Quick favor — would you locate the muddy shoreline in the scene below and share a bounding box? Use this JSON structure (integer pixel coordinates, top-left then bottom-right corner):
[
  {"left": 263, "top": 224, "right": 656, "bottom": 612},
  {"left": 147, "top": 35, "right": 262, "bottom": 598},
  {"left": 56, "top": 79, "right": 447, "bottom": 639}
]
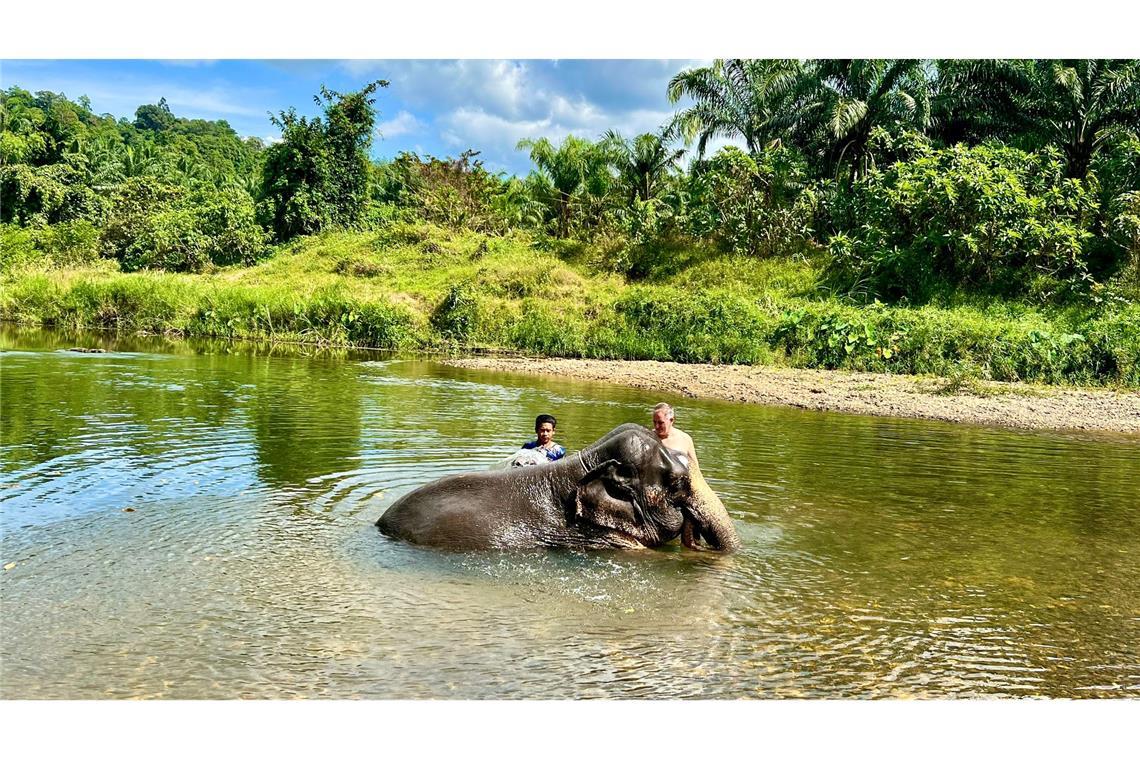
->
[{"left": 444, "top": 356, "right": 1140, "bottom": 435}]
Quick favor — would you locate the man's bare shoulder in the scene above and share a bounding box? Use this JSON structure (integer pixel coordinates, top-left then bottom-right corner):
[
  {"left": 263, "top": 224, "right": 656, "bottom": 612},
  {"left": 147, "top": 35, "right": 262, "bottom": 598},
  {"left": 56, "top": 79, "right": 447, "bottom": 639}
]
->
[{"left": 673, "top": 428, "right": 695, "bottom": 445}]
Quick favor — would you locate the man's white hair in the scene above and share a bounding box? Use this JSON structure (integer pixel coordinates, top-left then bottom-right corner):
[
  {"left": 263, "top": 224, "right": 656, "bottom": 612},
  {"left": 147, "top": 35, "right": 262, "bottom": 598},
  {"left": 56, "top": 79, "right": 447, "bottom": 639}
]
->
[{"left": 653, "top": 402, "right": 674, "bottom": 418}]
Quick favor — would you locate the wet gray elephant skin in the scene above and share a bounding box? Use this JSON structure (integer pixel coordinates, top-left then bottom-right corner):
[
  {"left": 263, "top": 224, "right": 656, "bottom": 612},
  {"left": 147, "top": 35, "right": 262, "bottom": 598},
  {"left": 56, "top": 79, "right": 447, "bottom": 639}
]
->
[{"left": 376, "top": 423, "right": 740, "bottom": 552}]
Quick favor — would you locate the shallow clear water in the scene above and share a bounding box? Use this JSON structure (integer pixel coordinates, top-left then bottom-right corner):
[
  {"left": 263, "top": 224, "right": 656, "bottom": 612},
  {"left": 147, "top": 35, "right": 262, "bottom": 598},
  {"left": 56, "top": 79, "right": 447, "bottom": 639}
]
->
[{"left": 2, "top": 326, "right": 1139, "bottom": 698}]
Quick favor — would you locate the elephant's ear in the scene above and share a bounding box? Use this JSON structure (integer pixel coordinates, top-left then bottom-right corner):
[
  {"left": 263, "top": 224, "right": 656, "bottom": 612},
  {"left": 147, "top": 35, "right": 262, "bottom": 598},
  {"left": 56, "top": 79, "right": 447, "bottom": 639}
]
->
[{"left": 574, "top": 458, "right": 644, "bottom": 533}]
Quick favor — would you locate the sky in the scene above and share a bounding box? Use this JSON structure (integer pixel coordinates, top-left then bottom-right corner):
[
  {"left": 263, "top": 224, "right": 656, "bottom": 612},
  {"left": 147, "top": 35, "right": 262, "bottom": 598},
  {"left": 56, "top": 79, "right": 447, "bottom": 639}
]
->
[
  {"left": 0, "top": 59, "right": 722, "bottom": 177},
  {"left": 3, "top": 0, "right": 1129, "bottom": 179}
]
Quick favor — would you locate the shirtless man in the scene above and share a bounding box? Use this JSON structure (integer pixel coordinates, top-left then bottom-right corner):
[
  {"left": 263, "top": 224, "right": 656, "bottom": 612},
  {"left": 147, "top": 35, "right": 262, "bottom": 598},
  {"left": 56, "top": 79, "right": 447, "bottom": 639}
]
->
[
  {"left": 651, "top": 402, "right": 698, "bottom": 468},
  {"left": 652, "top": 402, "right": 730, "bottom": 550}
]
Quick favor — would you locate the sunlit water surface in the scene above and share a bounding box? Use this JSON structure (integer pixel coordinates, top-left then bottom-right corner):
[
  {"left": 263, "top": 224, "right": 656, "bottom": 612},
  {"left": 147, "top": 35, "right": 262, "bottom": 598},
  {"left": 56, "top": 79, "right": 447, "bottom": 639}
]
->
[{"left": 2, "top": 327, "right": 1138, "bottom": 698}]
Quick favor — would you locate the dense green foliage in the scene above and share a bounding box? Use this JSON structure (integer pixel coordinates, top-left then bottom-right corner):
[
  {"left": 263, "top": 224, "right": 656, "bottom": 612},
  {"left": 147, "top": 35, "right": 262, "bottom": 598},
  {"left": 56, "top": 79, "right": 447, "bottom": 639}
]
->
[
  {"left": 1, "top": 86, "right": 265, "bottom": 273},
  {"left": 4, "top": 224, "right": 1138, "bottom": 385},
  {"left": 259, "top": 81, "right": 388, "bottom": 240},
  {"left": 827, "top": 138, "right": 1099, "bottom": 302},
  {"left": 3, "top": 60, "right": 1139, "bottom": 386}
]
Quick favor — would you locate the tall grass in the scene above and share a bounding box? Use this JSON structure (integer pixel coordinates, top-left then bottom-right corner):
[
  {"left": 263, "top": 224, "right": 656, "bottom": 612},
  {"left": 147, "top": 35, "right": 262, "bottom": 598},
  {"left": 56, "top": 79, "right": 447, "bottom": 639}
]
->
[{"left": 3, "top": 223, "right": 1138, "bottom": 386}]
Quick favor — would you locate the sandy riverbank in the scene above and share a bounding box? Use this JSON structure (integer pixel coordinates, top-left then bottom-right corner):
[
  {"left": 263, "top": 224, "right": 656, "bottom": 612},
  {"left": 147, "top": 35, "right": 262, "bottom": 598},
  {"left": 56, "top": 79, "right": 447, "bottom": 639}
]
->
[{"left": 444, "top": 356, "right": 1140, "bottom": 434}]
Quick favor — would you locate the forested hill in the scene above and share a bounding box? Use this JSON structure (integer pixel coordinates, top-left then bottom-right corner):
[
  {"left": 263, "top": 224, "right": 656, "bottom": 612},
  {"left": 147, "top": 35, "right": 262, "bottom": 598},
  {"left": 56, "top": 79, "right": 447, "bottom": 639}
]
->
[{"left": 2, "top": 61, "right": 1139, "bottom": 385}]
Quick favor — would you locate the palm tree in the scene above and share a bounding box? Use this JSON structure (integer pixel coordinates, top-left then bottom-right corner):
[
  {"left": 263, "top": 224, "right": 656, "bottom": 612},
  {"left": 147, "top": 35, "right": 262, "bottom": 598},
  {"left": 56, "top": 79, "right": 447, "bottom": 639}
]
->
[
  {"left": 666, "top": 59, "right": 805, "bottom": 157},
  {"left": 490, "top": 176, "right": 547, "bottom": 231},
  {"left": 516, "top": 135, "right": 609, "bottom": 237},
  {"left": 78, "top": 133, "right": 126, "bottom": 187},
  {"left": 934, "top": 59, "right": 1140, "bottom": 179},
  {"left": 226, "top": 170, "right": 262, "bottom": 199},
  {"left": 1026, "top": 59, "right": 1140, "bottom": 181},
  {"left": 794, "top": 59, "right": 934, "bottom": 181},
  {"left": 601, "top": 127, "right": 686, "bottom": 203},
  {"left": 120, "top": 141, "right": 163, "bottom": 178},
  {"left": 930, "top": 59, "right": 1035, "bottom": 147}
]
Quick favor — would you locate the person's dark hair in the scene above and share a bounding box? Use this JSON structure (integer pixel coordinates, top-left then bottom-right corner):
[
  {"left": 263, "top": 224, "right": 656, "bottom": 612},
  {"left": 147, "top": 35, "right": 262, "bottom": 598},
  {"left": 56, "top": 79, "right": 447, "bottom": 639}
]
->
[{"left": 535, "top": 414, "right": 557, "bottom": 430}]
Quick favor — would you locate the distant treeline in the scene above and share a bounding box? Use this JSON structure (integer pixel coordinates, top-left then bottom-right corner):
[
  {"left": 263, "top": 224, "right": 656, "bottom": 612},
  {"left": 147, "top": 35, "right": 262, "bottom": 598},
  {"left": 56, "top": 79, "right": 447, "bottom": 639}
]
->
[{"left": 2, "top": 59, "right": 1139, "bottom": 307}]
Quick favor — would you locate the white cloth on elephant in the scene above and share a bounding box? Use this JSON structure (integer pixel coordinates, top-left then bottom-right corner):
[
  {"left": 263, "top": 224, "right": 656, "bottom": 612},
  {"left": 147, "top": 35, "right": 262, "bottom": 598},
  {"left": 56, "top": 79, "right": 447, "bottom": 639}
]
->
[
  {"left": 509, "top": 448, "right": 550, "bottom": 467},
  {"left": 486, "top": 448, "right": 551, "bottom": 470}
]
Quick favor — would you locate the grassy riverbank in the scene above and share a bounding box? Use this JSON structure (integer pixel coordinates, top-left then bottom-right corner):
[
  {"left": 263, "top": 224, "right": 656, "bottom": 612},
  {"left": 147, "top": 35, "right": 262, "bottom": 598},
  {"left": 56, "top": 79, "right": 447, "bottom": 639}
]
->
[{"left": 3, "top": 222, "right": 1139, "bottom": 387}]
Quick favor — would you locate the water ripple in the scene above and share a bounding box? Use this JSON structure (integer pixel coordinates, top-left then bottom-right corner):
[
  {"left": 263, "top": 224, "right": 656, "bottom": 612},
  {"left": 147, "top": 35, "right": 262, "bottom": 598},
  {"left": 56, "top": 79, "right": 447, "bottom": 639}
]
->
[{"left": 2, "top": 336, "right": 1139, "bottom": 698}]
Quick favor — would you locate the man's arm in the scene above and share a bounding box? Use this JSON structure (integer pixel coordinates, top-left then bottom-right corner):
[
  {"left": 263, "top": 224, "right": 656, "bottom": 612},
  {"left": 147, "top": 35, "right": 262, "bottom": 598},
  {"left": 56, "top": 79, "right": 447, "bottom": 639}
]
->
[{"left": 684, "top": 431, "right": 699, "bottom": 469}]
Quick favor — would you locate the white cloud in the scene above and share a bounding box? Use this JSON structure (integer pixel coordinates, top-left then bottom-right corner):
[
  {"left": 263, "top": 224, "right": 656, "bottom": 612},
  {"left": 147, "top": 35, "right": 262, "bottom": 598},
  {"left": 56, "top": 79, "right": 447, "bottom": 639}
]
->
[
  {"left": 359, "top": 60, "right": 534, "bottom": 119},
  {"left": 334, "top": 60, "right": 704, "bottom": 170},
  {"left": 377, "top": 110, "right": 426, "bottom": 139},
  {"left": 162, "top": 86, "right": 268, "bottom": 118},
  {"left": 437, "top": 102, "right": 691, "bottom": 175},
  {"left": 439, "top": 107, "right": 556, "bottom": 151},
  {"left": 337, "top": 60, "right": 385, "bottom": 77}
]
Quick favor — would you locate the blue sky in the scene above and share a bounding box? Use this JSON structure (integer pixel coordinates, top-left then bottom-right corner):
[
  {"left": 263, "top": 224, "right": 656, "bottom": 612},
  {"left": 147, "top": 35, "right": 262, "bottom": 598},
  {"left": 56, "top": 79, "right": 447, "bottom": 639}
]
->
[{"left": 1, "top": 59, "right": 719, "bottom": 177}]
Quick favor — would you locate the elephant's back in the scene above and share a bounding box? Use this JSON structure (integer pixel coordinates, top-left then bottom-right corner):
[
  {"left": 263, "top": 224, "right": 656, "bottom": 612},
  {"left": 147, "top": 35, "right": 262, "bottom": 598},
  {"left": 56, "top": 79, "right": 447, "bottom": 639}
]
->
[{"left": 375, "top": 468, "right": 564, "bottom": 549}]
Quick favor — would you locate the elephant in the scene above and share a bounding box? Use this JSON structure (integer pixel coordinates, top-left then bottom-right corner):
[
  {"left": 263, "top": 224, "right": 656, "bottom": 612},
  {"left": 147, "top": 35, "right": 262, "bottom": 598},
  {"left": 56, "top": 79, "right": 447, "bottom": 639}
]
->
[{"left": 376, "top": 423, "right": 740, "bottom": 552}]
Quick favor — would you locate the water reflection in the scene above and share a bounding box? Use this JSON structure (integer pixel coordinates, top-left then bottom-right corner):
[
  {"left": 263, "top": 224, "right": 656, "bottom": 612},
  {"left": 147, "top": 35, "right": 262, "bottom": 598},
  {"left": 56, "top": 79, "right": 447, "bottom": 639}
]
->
[
  {"left": 244, "top": 354, "right": 364, "bottom": 490},
  {"left": 2, "top": 325, "right": 1138, "bottom": 698}
]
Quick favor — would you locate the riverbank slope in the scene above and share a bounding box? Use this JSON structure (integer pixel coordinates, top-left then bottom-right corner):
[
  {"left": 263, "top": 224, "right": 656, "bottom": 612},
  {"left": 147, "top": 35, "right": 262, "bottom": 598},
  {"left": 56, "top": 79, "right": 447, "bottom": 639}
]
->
[
  {"left": 445, "top": 356, "right": 1140, "bottom": 434},
  {"left": 4, "top": 223, "right": 1138, "bottom": 389}
]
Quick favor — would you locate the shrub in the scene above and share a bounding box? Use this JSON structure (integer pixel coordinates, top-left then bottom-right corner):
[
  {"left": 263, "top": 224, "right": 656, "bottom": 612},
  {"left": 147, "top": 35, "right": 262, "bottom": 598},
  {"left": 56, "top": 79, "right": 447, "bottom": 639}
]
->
[
  {"left": 0, "top": 225, "right": 38, "bottom": 270},
  {"left": 827, "top": 143, "right": 1099, "bottom": 303},
  {"left": 1, "top": 220, "right": 103, "bottom": 271},
  {"left": 772, "top": 304, "right": 907, "bottom": 370},
  {"left": 191, "top": 187, "right": 269, "bottom": 267},
  {"left": 104, "top": 180, "right": 267, "bottom": 272},
  {"left": 616, "top": 287, "right": 776, "bottom": 363},
  {"left": 0, "top": 158, "right": 106, "bottom": 226},
  {"left": 430, "top": 283, "right": 482, "bottom": 341},
  {"left": 100, "top": 177, "right": 185, "bottom": 262},
  {"left": 685, "top": 146, "right": 816, "bottom": 258},
  {"left": 120, "top": 207, "right": 207, "bottom": 272},
  {"left": 1089, "top": 132, "right": 1140, "bottom": 283}
]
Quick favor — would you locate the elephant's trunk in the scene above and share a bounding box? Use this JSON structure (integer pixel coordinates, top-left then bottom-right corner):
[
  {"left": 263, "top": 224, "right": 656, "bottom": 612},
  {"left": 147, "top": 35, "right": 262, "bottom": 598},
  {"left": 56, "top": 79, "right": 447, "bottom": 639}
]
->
[{"left": 682, "top": 462, "right": 741, "bottom": 553}]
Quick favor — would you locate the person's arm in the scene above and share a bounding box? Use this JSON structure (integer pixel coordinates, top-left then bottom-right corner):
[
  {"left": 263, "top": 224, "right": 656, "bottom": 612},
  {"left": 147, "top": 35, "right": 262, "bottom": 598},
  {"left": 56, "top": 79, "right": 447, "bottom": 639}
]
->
[{"left": 685, "top": 433, "right": 699, "bottom": 470}]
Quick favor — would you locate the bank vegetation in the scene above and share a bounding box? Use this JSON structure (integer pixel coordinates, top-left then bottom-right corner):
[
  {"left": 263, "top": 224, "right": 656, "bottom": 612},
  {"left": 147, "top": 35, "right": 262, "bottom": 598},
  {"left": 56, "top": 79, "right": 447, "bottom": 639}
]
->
[{"left": 3, "top": 60, "right": 1139, "bottom": 386}]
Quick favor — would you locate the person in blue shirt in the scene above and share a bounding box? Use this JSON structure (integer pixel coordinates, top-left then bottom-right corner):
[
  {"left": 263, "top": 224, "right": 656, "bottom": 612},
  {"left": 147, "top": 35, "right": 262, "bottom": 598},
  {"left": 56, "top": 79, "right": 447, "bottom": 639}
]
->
[{"left": 520, "top": 414, "right": 566, "bottom": 462}]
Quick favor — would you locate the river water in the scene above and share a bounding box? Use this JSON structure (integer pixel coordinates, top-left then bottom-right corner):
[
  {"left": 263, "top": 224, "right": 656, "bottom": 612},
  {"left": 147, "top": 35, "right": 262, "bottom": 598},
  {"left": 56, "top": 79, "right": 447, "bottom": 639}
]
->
[{"left": 2, "top": 326, "right": 1138, "bottom": 699}]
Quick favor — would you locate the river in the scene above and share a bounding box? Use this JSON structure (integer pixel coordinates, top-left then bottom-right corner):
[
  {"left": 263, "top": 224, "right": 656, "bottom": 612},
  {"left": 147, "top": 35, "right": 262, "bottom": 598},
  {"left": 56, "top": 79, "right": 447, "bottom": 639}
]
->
[{"left": 2, "top": 326, "right": 1138, "bottom": 698}]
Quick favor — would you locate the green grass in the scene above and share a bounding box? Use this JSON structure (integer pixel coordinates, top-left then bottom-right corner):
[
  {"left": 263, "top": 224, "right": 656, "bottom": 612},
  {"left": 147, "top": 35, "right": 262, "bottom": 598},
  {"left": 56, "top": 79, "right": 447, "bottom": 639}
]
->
[{"left": 3, "top": 221, "right": 1138, "bottom": 387}]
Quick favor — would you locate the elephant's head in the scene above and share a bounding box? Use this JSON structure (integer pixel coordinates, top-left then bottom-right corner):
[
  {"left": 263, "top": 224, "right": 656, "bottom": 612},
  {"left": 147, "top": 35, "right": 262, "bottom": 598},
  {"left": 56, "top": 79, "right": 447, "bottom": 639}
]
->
[{"left": 571, "top": 424, "right": 740, "bottom": 552}]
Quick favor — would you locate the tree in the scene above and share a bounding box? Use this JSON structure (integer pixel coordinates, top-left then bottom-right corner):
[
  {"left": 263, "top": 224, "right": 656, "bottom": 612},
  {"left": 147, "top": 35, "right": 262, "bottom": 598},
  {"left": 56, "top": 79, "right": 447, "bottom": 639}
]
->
[
  {"left": 794, "top": 59, "right": 934, "bottom": 181},
  {"left": 318, "top": 81, "right": 388, "bottom": 226},
  {"left": 0, "top": 158, "right": 104, "bottom": 225},
  {"left": 516, "top": 135, "right": 610, "bottom": 237},
  {"left": 601, "top": 127, "right": 686, "bottom": 203},
  {"left": 134, "top": 98, "right": 175, "bottom": 132},
  {"left": 259, "top": 80, "right": 388, "bottom": 241},
  {"left": 930, "top": 59, "right": 1034, "bottom": 147},
  {"left": 0, "top": 87, "right": 49, "bottom": 165},
  {"left": 936, "top": 59, "right": 1140, "bottom": 179},
  {"left": 667, "top": 59, "right": 804, "bottom": 157},
  {"left": 258, "top": 111, "right": 332, "bottom": 240}
]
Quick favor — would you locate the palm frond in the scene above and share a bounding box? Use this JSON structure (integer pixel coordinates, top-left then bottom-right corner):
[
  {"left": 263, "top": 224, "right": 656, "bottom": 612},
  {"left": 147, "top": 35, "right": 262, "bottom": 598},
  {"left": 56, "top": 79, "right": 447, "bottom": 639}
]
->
[{"left": 828, "top": 98, "right": 868, "bottom": 138}]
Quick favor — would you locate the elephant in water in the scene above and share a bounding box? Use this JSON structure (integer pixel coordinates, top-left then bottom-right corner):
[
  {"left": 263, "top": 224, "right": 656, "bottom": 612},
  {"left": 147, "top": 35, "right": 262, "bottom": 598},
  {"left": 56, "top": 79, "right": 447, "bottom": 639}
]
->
[{"left": 376, "top": 423, "right": 740, "bottom": 552}]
